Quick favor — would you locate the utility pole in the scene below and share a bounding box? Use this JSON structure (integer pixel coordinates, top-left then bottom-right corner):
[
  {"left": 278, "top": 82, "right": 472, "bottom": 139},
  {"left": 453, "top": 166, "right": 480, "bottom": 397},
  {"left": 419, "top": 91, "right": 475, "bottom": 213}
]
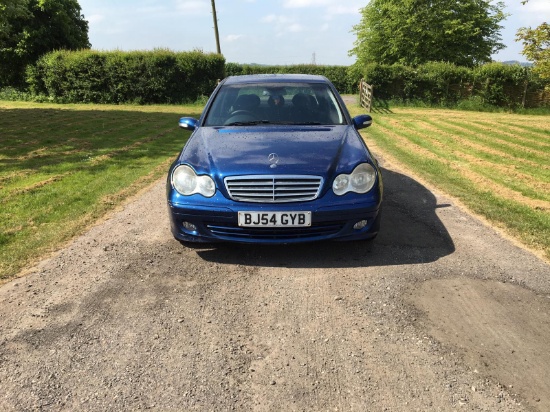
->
[{"left": 211, "top": 0, "right": 221, "bottom": 55}]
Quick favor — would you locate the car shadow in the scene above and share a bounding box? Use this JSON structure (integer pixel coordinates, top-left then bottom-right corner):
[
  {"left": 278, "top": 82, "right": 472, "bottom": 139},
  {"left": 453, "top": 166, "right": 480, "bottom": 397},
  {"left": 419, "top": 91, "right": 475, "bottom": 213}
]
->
[{"left": 194, "top": 167, "right": 455, "bottom": 268}]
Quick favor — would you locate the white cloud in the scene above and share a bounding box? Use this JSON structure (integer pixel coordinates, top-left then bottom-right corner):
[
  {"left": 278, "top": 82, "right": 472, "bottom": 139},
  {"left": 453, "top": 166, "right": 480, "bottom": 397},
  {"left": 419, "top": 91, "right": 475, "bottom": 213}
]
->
[
  {"left": 327, "top": 5, "right": 362, "bottom": 15},
  {"left": 525, "top": 0, "right": 550, "bottom": 12},
  {"left": 174, "top": 0, "right": 209, "bottom": 15},
  {"left": 136, "top": 6, "right": 168, "bottom": 14},
  {"left": 261, "top": 14, "right": 304, "bottom": 36},
  {"left": 261, "top": 14, "right": 292, "bottom": 24},
  {"left": 225, "top": 34, "right": 244, "bottom": 42},
  {"left": 282, "top": 0, "right": 362, "bottom": 11},
  {"left": 288, "top": 23, "right": 304, "bottom": 32},
  {"left": 523, "top": 0, "right": 550, "bottom": 23},
  {"left": 86, "top": 14, "right": 105, "bottom": 24},
  {"left": 282, "top": 0, "right": 332, "bottom": 7}
]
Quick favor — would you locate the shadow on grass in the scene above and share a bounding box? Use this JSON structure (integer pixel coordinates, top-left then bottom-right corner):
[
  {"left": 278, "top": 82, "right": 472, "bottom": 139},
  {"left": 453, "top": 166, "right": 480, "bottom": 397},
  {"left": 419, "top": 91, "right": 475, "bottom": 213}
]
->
[
  {"left": 0, "top": 106, "right": 201, "bottom": 279},
  {"left": 0, "top": 107, "right": 202, "bottom": 174},
  {"left": 194, "top": 167, "right": 455, "bottom": 268}
]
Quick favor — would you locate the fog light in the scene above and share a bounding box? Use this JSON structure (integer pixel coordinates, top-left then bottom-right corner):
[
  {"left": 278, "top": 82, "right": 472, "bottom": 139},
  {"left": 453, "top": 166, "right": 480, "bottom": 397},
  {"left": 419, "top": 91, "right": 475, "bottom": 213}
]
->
[
  {"left": 353, "top": 220, "right": 368, "bottom": 230},
  {"left": 182, "top": 221, "right": 197, "bottom": 232}
]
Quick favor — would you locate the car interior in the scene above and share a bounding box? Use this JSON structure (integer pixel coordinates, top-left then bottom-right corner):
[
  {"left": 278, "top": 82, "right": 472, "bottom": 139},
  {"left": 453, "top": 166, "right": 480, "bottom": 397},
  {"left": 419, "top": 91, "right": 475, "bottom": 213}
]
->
[{"left": 203, "top": 83, "right": 345, "bottom": 126}]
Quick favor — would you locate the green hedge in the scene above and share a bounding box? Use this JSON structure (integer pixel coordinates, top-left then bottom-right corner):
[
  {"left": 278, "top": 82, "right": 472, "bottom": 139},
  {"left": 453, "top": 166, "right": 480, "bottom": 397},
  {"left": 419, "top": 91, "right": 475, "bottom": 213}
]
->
[
  {"left": 361, "top": 62, "right": 549, "bottom": 108},
  {"left": 26, "top": 49, "right": 225, "bottom": 104},
  {"left": 225, "top": 63, "right": 361, "bottom": 94},
  {"left": 23, "top": 53, "right": 549, "bottom": 107}
]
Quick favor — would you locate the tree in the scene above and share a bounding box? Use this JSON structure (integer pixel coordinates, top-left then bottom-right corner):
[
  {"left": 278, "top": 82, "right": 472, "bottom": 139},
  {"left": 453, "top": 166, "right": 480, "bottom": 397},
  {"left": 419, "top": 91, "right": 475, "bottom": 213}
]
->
[
  {"left": 0, "top": 0, "right": 30, "bottom": 40},
  {"left": 0, "top": 0, "right": 90, "bottom": 87},
  {"left": 350, "top": 0, "right": 507, "bottom": 67},
  {"left": 516, "top": 14, "right": 549, "bottom": 84}
]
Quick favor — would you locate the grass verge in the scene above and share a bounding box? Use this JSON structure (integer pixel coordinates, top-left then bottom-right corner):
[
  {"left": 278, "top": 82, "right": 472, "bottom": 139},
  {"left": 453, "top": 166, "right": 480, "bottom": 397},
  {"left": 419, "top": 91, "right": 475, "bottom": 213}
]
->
[
  {"left": 350, "top": 105, "right": 550, "bottom": 261},
  {"left": 0, "top": 101, "right": 198, "bottom": 280}
]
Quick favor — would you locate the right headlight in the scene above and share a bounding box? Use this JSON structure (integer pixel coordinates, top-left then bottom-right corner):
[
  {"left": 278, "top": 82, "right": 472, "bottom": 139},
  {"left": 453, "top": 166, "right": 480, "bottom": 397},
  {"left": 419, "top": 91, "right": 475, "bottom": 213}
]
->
[
  {"left": 172, "top": 165, "right": 216, "bottom": 197},
  {"left": 333, "top": 163, "right": 376, "bottom": 196}
]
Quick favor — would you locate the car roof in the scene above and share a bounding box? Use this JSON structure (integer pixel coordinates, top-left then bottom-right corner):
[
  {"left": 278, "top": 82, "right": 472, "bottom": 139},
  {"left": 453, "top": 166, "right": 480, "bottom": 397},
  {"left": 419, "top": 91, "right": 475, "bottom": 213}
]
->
[{"left": 223, "top": 74, "right": 330, "bottom": 85}]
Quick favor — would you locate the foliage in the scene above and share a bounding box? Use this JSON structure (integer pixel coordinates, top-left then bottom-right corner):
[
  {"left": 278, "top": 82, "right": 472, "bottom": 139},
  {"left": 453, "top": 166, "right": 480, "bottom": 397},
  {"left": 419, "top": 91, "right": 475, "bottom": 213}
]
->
[
  {"left": 472, "top": 62, "right": 532, "bottom": 107},
  {"left": 361, "top": 62, "right": 549, "bottom": 109},
  {"left": 225, "top": 63, "right": 360, "bottom": 94},
  {"left": 0, "top": 0, "right": 30, "bottom": 39},
  {"left": 0, "top": 0, "right": 90, "bottom": 87},
  {"left": 26, "top": 49, "right": 225, "bottom": 104},
  {"left": 350, "top": 0, "right": 507, "bottom": 67},
  {"left": 517, "top": 22, "right": 550, "bottom": 86}
]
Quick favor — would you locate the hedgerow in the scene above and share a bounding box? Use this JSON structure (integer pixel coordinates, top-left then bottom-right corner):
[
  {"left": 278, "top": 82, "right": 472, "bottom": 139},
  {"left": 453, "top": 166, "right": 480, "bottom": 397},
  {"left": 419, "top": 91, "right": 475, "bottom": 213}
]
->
[
  {"left": 20, "top": 53, "right": 550, "bottom": 108},
  {"left": 26, "top": 49, "right": 225, "bottom": 104},
  {"left": 224, "top": 63, "right": 360, "bottom": 94},
  {"left": 360, "top": 62, "right": 549, "bottom": 108}
]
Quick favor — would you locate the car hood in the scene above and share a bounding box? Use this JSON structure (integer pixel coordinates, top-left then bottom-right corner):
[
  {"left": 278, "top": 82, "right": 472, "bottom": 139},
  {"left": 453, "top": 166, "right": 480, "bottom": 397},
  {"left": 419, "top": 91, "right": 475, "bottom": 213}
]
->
[{"left": 180, "top": 125, "right": 369, "bottom": 179}]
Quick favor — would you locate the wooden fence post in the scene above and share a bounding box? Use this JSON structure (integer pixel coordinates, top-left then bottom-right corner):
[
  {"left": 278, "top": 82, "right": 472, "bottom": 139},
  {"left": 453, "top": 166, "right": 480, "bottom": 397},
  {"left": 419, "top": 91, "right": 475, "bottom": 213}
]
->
[{"left": 359, "top": 79, "right": 373, "bottom": 112}]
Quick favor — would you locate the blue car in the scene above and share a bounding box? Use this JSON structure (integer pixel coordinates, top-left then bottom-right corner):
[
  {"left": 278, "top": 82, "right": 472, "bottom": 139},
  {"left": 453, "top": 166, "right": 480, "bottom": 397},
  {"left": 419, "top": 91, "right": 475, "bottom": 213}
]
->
[{"left": 167, "top": 74, "right": 382, "bottom": 244}]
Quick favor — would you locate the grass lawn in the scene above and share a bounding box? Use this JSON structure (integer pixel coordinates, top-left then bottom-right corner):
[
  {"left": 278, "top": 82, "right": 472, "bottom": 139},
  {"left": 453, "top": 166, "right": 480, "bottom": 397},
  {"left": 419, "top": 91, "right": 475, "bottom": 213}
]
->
[
  {"left": 349, "top": 104, "right": 550, "bottom": 261},
  {"left": 0, "top": 101, "right": 198, "bottom": 280},
  {"left": 1, "top": 101, "right": 548, "bottom": 280}
]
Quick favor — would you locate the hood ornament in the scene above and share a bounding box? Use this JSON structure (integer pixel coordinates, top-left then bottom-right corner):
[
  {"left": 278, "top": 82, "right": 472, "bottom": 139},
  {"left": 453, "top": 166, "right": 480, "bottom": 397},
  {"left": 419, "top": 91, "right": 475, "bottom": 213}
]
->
[{"left": 268, "top": 153, "right": 279, "bottom": 168}]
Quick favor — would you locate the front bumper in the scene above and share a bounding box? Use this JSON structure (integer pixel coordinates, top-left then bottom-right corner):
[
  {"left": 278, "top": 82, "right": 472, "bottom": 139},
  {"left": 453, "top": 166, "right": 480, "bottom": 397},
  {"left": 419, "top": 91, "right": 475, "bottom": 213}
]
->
[{"left": 167, "top": 192, "right": 381, "bottom": 244}]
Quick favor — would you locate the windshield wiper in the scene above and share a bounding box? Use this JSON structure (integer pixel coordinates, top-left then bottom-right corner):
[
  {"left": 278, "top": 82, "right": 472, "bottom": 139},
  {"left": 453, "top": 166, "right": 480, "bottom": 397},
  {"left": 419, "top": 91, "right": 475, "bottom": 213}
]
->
[
  {"left": 266, "top": 121, "right": 323, "bottom": 126},
  {"left": 225, "top": 120, "right": 271, "bottom": 126}
]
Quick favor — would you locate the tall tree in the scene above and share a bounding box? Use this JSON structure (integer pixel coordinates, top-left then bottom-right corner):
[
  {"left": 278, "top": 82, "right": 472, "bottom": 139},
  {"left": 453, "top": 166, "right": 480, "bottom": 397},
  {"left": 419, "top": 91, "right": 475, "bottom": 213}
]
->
[
  {"left": 516, "top": 0, "right": 549, "bottom": 85},
  {"left": 0, "top": 0, "right": 90, "bottom": 87},
  {"left": 350, "top": 0, "right": 507, "bottom": 67},
  {"left": 0, "top": 0, "right": 30, "bottom": 40}
]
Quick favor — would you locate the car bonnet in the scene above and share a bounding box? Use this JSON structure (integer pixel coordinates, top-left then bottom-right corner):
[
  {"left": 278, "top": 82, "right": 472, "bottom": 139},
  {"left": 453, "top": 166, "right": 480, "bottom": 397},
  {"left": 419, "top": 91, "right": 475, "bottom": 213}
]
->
[{"left": 180, "top": 125, "right": 368, "bottom": 179}]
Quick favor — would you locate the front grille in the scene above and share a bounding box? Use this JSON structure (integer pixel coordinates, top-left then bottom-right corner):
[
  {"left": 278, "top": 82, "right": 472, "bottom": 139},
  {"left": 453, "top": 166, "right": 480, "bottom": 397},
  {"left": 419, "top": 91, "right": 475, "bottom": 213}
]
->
[
  {"left": 206, "top": 221, "right": 344, "bottom": 241},
  {"left": 224, "top": 175, "right": 323, "bottom": 203}
]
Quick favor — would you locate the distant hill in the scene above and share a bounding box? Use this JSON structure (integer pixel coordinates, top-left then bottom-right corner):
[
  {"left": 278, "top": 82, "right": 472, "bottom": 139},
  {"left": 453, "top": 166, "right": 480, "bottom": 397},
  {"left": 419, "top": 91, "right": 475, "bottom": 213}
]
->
[{"left": 502, "top": 60, "right": 533, "bottom": 67}]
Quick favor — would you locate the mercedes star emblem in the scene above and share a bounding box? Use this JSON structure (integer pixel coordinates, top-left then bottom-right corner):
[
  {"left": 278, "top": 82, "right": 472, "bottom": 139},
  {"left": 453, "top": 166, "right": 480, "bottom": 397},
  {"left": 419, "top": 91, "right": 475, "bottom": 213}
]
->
[{"left": 268, "top": 153, "right": 279, "bottom": 168}]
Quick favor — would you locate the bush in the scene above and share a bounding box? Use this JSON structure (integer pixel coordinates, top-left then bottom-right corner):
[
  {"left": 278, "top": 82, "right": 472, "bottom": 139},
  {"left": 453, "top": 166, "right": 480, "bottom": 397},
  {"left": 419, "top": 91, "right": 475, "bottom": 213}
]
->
[
  {"left": 472, "top": 63, "right": 542, "bottom": 108},
  {"left": 26, "top": 49, "right": 225, "bottom": 104},
  {"left": 224, "top": 64, "right": 361, "bottom": 94},
  {"left": 359, "top": 62, "right": 549, "bottom": 108}
]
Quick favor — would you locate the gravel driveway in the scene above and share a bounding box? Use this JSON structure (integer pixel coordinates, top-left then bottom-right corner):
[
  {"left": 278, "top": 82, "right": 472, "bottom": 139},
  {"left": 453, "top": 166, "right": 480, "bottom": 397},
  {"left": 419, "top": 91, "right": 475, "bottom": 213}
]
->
[{"left": 1, "top": 156, "right": 549, "bottom": 411}]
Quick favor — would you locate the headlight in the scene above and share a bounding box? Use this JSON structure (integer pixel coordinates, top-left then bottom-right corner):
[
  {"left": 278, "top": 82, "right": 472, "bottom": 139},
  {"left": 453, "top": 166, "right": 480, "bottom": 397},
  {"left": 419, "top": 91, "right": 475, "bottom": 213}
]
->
[
  {"left": 172, "top": 165, "right": 215, "bottom": 197},
  {"left": 333, "top": 163, "right": 376, "bottom": 196}
]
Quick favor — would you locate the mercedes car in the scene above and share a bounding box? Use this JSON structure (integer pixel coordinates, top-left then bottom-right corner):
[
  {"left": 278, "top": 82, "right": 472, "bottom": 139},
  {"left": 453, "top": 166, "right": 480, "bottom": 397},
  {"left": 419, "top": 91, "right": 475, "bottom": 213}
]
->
[{"left": 167, "top": 74, "right": 382, "bottom": 244}]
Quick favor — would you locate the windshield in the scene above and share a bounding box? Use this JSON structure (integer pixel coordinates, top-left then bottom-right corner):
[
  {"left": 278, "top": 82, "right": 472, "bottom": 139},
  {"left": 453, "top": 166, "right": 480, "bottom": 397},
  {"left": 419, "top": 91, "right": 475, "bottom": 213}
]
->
[{"left": 203, "top": 82, "right": 346, "bottom": 127}]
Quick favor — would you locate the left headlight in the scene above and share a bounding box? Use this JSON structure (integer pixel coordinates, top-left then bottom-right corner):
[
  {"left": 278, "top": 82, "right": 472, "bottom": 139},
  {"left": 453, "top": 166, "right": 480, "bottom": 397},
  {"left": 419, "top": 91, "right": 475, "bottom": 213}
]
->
[
  {"left": 333, "top": 163, "right": 376, "bottom": 196},
  {"left": 172, "top": 165, "right": 216, "bottom": 197}
]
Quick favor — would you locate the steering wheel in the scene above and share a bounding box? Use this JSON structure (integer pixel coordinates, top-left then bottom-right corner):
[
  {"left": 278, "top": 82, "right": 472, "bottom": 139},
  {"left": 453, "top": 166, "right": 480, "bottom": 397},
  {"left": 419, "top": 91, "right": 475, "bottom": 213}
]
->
[
  {"left": 229, "top": 110, "right": 256, "bottom": 117},
  {"left": 224, "top": 110, "right": 258, "bottom": 125}
]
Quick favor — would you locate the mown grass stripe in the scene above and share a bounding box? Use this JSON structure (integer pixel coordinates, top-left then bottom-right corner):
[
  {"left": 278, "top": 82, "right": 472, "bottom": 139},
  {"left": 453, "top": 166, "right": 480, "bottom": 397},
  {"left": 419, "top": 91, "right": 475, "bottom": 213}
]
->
[
  {"left": 410, "top": 120, "right": 550, "bottom": 200},
  {"left": 494, "top": 119, "right": 550, "bottom": 139},
  {"left": 423, "top": 118, "right": 549, "bottom": 165},
  {"left": 455, "top": 153, "right": 550, "bottom": 203},
  {"left": 367, "top": 125, "right": 550, "bottom": 255},
  {"left": 373, "top": 121, "right": 549, "bottom": 209},
  {"left": 438, "top": 118, "right": 549, "bottom": 158},
  {"left": 353, "top": 107, "right": 550, "bottom": 259},
  {"left": 407, "top": 120, "right": 550, "bottom": 188},
  {"left": 469, "top": 120, "right": 550, "bottom": 146},
  {"left": 416, "top": 119, "right": 550, "bottom": 179}
]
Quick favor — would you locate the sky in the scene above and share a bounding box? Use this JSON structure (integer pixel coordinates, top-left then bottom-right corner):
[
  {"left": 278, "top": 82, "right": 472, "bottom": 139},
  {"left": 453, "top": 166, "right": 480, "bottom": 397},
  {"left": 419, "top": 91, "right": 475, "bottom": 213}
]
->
[{"left": 78, "top": 0, "right": 550, "bottom": 66}]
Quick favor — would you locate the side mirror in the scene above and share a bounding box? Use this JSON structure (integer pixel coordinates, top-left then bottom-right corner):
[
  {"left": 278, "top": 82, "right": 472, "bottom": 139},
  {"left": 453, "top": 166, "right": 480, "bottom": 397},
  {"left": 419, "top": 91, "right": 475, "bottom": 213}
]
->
[
  {"left": 179, "top": 117, "right": 199, "bottom": 131},
  {"left": 353, "top": 114, "right": 373, "bottom": 130}
]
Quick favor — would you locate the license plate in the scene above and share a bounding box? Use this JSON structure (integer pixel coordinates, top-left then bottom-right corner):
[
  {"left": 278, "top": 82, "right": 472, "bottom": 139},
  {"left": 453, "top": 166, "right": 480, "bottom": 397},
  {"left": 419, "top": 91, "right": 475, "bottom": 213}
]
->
[{"left": 238, "top": 211, "right": 311, "bottom": 227}]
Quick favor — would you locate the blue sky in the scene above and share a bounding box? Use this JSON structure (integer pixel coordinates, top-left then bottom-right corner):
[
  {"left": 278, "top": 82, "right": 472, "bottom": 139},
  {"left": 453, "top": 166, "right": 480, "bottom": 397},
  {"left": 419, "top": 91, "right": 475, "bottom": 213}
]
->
[{"left": 78, "top": 0, "right": 549, "bottom": 65}]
